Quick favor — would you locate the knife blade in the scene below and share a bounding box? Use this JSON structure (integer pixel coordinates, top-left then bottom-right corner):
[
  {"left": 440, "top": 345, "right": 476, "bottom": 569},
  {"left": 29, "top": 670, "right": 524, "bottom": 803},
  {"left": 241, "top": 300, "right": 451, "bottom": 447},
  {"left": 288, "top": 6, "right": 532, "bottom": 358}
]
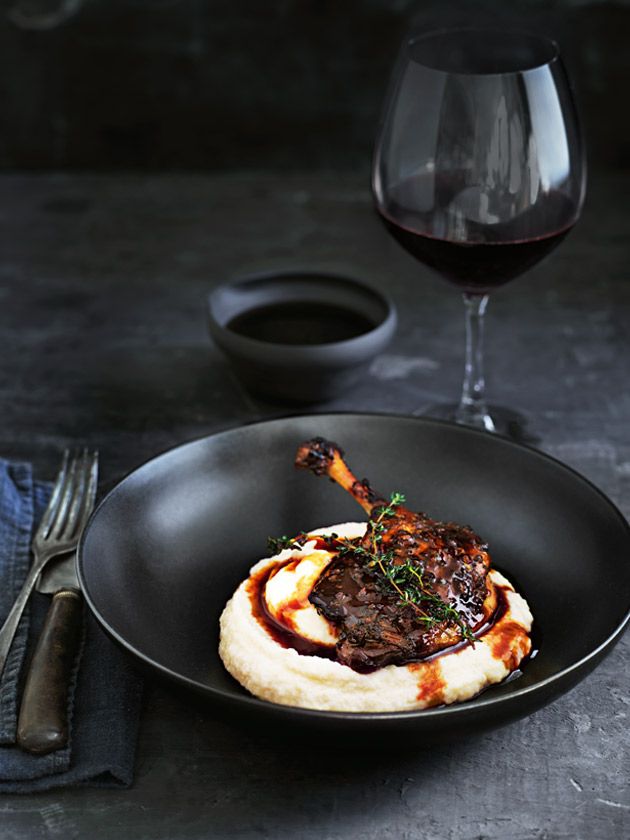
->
[{"left": 16, "top": 452, "right": 98, "bottom": 755}]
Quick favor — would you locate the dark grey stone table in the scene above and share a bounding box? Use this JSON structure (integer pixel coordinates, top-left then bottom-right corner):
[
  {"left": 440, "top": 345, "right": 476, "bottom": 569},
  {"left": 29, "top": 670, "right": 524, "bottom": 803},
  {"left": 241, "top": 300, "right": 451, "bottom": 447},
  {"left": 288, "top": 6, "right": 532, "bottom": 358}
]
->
[{"left": 1, "top": 172, "right": 628, "bottom": 839}]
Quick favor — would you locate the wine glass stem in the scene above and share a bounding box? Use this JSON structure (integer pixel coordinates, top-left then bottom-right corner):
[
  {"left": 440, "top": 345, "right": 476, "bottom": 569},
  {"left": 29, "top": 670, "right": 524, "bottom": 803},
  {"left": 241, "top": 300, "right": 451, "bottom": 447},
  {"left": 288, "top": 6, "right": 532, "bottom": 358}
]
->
[{"left": 456, "top": 293, "right": 495, "bottom": 432}]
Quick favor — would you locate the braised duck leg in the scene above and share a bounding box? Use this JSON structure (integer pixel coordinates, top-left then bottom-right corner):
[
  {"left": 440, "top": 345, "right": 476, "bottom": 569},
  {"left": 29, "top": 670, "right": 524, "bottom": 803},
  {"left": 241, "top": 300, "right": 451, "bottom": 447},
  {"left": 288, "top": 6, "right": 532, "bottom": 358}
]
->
[{"left": 295, "top": 437, "right": 495, "bottom": 671}]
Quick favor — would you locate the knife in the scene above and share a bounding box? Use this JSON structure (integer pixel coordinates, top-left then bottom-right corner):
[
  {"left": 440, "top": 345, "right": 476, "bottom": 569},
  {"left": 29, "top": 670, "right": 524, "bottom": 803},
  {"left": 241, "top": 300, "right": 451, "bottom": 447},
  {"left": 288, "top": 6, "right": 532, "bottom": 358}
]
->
[{"left": 16, "top": 454, "right": 98, "bottom": 755}]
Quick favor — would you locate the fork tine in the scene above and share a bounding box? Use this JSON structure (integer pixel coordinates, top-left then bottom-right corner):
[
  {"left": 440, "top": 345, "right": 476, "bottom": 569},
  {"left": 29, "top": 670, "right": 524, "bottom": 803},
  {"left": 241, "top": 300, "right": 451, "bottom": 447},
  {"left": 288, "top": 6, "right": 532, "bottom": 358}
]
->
[
  {"left": 35, "top": 450, "right": 70, "bottom": 541},
  {"left": 48, "top": 453, "right": 80, "bottom": 541},
  {"left": 63, "top": 449, "right": 98, "bottom": 540},
  {"left": 71, "top": 450, "right": 99, "bottom": 540},
  {"left": 83, "top": 451, "right": 99, "bottom": 522},
  {"left": 62, "top": 448, "right": 90, "bottom": 540}
]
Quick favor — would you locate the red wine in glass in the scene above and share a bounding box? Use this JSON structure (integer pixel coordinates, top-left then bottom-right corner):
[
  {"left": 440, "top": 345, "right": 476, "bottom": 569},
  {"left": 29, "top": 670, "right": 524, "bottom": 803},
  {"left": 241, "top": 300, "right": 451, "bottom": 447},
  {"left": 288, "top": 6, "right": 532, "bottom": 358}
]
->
[
  {"left": 379, "top": 173, "right": 578, "bottom": 293},
  {"left": 373, "top": 30, "right": 586, "bottom": 433}
]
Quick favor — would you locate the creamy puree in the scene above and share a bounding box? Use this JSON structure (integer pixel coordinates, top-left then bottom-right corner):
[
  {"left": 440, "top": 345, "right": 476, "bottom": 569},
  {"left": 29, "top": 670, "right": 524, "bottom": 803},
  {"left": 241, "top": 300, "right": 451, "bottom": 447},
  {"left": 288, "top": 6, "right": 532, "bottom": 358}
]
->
[{"left": 219, "top": 522, "right": 533, "bottom": 712}]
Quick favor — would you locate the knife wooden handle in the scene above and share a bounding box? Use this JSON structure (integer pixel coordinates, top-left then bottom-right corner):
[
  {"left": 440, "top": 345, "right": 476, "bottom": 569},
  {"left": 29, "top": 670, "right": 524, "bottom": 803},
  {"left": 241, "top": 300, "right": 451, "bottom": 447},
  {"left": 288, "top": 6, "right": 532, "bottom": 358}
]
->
[{"left": 17, "top": 589, "right": 83, "bottom": 755}]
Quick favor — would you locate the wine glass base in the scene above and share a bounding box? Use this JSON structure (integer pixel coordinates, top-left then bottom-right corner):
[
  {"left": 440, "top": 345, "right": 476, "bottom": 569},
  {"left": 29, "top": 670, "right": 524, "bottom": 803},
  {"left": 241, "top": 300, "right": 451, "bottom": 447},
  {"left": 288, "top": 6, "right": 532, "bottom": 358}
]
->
[{"left": 415, "top": 403, "right": 541, "bottom": 445}]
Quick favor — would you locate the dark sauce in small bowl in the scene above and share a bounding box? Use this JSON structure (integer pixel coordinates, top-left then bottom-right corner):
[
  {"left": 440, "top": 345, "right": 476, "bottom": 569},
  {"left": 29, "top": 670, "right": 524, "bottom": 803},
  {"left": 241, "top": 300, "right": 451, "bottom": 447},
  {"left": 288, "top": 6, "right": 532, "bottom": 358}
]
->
[
  {"left": 207, "top": 271, "right": 397, "bottom": 401},
  {"left": 227, "top": 301, "right": 375, "bottom": 346}
]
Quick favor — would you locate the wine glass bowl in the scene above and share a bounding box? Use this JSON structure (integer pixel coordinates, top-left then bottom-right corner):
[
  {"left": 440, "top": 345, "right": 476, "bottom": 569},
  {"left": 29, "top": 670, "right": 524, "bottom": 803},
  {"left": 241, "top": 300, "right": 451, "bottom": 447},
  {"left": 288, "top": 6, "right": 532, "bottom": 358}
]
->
[{"left": 372, "top": 29, "right": 586, "bottom": 432}]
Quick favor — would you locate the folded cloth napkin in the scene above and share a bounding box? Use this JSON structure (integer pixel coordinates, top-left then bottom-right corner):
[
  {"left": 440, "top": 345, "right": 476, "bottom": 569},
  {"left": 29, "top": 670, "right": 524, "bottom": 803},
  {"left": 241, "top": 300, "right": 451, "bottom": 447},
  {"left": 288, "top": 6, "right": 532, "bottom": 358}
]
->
[{"left": 0, "top": 458, "right": 143, "bottom": 792}]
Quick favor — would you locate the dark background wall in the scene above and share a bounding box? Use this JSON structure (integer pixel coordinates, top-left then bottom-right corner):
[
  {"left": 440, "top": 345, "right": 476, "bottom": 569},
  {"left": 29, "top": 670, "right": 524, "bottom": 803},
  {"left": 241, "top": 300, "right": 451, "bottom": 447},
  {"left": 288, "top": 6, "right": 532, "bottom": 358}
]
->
[{"left": 0, "top": 0, "right": 628, "bottom": 172}]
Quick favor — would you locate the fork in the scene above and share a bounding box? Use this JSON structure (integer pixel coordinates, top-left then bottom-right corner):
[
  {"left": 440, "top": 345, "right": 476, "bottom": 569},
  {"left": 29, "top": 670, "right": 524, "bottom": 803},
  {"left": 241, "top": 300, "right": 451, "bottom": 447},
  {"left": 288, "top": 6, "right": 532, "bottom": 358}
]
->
[{"left": 0, "top": 449, "right": 97, "bottom": 680}]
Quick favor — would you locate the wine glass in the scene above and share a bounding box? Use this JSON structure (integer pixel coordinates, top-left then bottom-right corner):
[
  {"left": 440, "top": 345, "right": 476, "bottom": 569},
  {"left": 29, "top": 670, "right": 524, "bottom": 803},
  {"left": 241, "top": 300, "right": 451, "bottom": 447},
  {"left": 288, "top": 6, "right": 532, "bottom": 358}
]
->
[{"left": 372, "top": 29, "right": 586, "bottom": 434}]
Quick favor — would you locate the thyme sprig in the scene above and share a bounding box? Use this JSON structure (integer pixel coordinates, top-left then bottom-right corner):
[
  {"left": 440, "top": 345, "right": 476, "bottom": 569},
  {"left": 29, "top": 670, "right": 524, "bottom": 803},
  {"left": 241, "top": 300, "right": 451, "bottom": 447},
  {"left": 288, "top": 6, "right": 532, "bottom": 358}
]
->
[
  {"left": 267, "top": 533, "right": 308, "bottom": 555},
  {"left": 335, "top": 492, "right": 474, "bottom": 643}
]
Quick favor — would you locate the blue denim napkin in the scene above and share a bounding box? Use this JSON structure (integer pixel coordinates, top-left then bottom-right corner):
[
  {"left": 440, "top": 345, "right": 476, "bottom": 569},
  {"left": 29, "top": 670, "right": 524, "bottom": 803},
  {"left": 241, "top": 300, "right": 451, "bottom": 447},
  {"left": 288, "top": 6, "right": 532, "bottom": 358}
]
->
[{"left": 0, "top": 459, "right": 143, "bottom": 792}]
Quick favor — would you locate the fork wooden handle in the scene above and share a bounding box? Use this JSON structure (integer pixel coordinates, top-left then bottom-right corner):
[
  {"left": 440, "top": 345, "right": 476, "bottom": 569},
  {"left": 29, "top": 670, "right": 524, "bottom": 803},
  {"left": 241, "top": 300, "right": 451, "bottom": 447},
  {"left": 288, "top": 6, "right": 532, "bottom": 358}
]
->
[{"left": 17, "top": 590, "right": 83, "bottom": 755}]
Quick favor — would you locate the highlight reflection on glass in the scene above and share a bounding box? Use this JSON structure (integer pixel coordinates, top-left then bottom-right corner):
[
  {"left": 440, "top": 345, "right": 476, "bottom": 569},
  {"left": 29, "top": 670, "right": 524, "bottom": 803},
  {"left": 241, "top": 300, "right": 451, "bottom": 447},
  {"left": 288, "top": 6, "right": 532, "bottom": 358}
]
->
[{"left": 373, "top": 30, "right": 586, "bottom": 434}]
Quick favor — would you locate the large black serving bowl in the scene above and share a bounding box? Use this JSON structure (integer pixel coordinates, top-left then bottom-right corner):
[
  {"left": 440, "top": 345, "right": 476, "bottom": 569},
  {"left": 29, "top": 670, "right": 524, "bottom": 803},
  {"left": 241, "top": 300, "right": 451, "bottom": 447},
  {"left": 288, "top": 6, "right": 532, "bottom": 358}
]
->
[{"left": 78, "top": 414, "right": 630, "bottom": 741}]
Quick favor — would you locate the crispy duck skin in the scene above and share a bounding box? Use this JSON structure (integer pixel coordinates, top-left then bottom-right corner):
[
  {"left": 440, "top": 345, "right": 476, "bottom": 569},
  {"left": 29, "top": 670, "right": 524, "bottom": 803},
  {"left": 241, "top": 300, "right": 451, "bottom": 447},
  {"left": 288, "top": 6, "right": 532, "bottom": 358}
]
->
[{"left": 295, "top": 438, "right": 495, "bottom": 671}]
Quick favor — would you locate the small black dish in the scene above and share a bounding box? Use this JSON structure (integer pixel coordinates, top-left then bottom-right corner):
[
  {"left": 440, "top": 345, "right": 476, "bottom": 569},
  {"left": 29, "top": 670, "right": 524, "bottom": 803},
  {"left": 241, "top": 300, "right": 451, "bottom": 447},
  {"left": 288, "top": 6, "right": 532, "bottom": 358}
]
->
[{"left": 207, "top": 271, "right": 397, "bottom": 402}]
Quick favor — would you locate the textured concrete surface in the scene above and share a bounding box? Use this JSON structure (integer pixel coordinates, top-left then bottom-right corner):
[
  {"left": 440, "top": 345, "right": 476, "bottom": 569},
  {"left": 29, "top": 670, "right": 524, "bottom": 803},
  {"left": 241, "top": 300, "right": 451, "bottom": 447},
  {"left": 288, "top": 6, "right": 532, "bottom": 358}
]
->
[{"left": 0, "top": 171, "right": 628, "bottom": 838}]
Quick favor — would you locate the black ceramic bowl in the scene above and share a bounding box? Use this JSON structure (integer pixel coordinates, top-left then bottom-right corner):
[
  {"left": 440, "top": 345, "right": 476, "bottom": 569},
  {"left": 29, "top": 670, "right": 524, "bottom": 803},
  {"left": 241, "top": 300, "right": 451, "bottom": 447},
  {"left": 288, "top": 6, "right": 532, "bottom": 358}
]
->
[
  {"left": 207, "top": 271, "right": 397, "bottom": 402},
  {"left": 78, "top": 414, "right": 630, "bottom": 743}
]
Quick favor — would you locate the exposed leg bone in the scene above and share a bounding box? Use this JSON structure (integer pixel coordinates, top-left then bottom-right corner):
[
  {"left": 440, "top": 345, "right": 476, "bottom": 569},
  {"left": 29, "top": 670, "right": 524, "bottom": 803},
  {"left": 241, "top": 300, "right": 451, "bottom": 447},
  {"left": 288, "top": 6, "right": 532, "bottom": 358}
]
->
[{"left": 295, "top": 437, "right": 387, "bottom": 514}]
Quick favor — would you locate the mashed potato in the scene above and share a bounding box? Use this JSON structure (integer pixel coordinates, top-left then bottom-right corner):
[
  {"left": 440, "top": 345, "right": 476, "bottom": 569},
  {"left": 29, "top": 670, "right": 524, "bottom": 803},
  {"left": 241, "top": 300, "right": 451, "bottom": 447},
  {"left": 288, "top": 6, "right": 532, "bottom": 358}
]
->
[{"left": 219, "top": 522, "right": 533, "bottom": 712}]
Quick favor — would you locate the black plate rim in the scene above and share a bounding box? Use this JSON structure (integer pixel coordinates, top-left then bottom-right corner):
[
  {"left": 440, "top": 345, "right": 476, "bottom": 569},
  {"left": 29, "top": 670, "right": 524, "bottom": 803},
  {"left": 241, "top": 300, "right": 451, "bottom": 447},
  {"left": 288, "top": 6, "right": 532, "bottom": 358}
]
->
[{"left": 77, "top": 411, "right": 630, "bottom": 721}]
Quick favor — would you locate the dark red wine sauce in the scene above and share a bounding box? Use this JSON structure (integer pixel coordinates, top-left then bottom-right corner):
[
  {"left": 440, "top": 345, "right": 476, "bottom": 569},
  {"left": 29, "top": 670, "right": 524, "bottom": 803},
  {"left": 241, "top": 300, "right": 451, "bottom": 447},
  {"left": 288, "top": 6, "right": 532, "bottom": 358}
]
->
[
  {"left": 227, "top": 302, "right": 374, "bottom": 345},
  {"left": 246, "top": 551, "right": 514, "bottom": 675}
]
